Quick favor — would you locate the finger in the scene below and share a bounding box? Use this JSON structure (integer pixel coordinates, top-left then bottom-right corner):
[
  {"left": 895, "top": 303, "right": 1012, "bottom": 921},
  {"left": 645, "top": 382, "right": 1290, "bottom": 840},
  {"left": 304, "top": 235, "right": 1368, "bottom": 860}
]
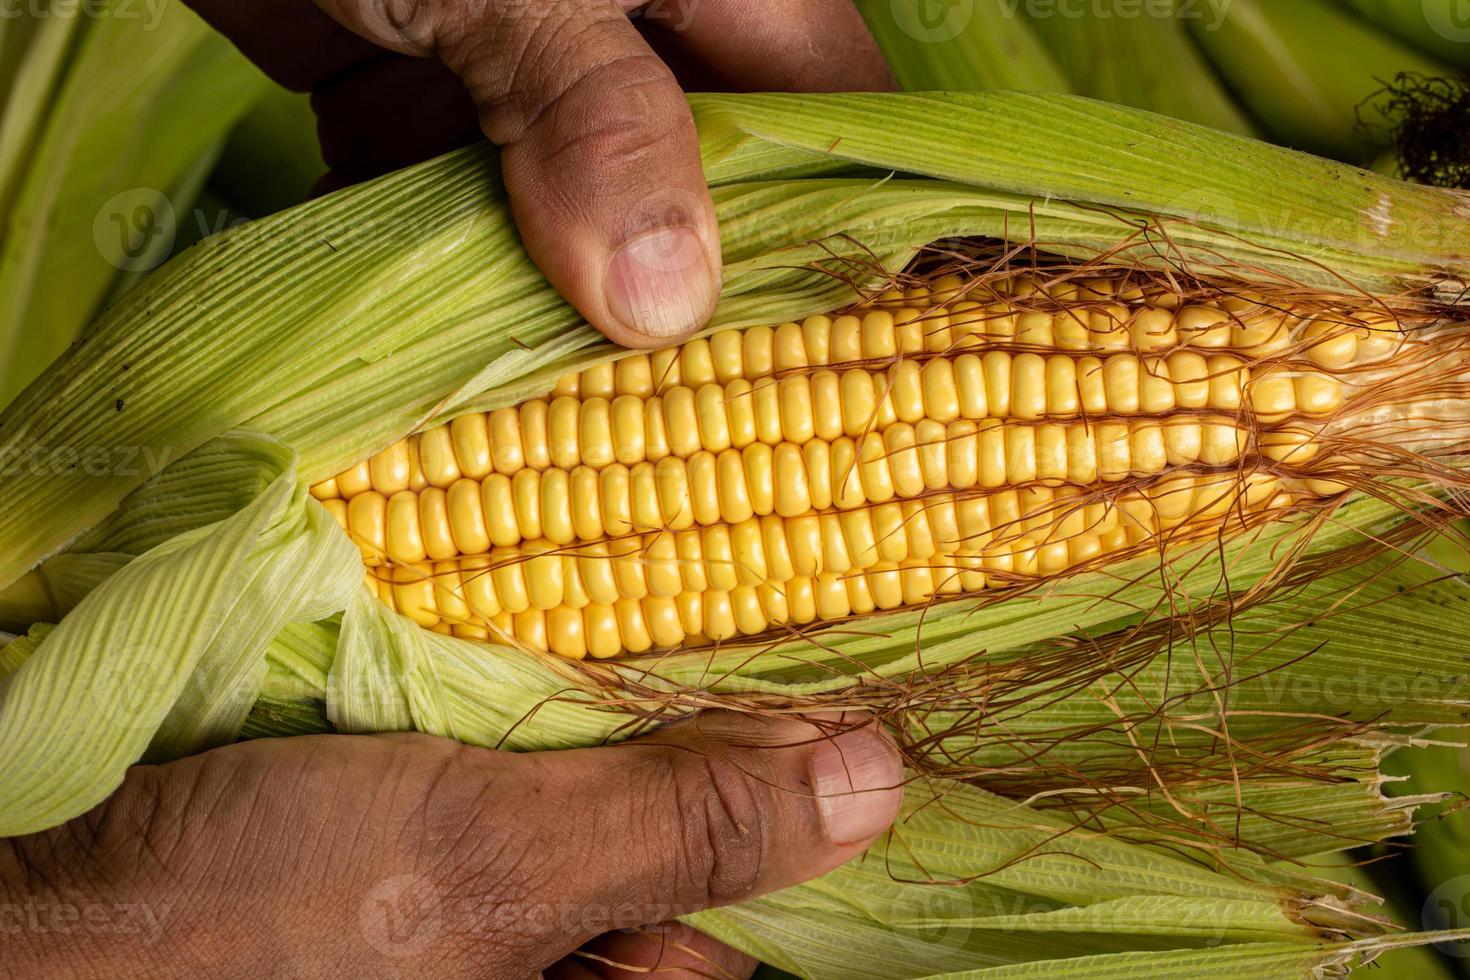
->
[
  {"left": 636, "top": 0, "right": 896, "bottom": 92},
  {"left": 311, "top": 0, "right": 722, "bottom": 348},
  {"left": 495, "top": 711, "right": 903, "bottom": 965},
  {"left": 548, "top": 922, "right": 757, "bottom": 980}
]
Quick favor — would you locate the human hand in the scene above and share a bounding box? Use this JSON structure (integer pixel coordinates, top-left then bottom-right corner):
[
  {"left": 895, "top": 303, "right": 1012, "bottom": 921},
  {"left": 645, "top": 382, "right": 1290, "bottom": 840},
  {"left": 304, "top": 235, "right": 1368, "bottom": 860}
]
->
[
  {"left": 187, "top": 0, "right": 893, "bottom": 347},
  {"left": 0, "top": 712, "right": 903, "bottom": 978}
]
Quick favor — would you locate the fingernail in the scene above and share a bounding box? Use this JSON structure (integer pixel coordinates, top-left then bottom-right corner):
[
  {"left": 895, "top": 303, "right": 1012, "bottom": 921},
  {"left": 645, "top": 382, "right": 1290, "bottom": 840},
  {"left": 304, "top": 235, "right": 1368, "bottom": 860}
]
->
[
  {"left": 604, "top": 226, "right": 716, "bottom": 340},
  {"left": 808, "top": 724, "right": 904, "bottom": 846}
]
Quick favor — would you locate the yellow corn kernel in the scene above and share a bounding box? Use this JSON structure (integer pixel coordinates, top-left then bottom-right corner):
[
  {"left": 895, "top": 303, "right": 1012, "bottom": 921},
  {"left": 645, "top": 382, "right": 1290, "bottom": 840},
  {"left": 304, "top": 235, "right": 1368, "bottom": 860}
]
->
[{"left": 318, "top": 278, "right": 1373, "bottom": 660}]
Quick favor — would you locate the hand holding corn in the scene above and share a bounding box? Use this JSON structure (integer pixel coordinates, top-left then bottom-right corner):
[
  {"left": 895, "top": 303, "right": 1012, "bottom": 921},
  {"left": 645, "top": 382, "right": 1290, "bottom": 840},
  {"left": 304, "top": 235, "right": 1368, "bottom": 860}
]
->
[
  {"left": 183, "top": 0, "right": 893, "bottom": 347},
  {"left": 0, "top": 714, "right": 903, "bottom": 977}
]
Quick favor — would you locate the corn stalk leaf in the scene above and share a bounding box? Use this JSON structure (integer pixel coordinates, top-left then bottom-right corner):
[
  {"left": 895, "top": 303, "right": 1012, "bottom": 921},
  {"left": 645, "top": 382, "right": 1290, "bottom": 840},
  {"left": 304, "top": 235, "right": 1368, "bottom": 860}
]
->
[
  {"left": 211, "top": 87, "right": 325, "bottom": 218},
  {"left": 1332, "top": 0, "right": 1470, "bottom": 71},
  {"left": 0, "top": 0, "right": 268, "bottom": 406},
  {"left": 853, "top": 0, "right": 1072, "bottom": 93},
  {"left": 1189, "top": 0, "right": 1452, "bottom": 163},
  {"left": 1023, "top": 0, "right": 1257, "bottom": 136}
]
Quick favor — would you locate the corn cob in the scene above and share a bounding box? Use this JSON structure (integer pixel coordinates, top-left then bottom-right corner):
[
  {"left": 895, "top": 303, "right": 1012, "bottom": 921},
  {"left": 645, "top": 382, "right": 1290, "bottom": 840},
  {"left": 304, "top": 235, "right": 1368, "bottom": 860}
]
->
[{"left": 313, "top": 270, "right": 1407, "bottom": 659}]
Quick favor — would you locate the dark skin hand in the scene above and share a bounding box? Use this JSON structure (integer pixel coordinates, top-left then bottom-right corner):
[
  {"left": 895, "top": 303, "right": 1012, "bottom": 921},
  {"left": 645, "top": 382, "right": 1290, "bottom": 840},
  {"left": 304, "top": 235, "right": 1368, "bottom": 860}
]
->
[
  {"left": 1, "top": 6, "right": 899, "bottom": 976},
  {"left": 186, "top": 0, "right": 895, "bottom": 347},
  {"left": 2, "top": 713, "right": 905, "bottom": 977}
]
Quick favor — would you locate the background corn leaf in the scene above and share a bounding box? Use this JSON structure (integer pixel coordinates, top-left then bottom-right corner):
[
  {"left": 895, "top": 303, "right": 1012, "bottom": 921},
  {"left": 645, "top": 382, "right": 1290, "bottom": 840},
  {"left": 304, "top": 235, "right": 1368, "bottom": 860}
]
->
[
  {"left": 854, "top": 0, "right": 1072, "bottom": 93},
  {"left": 211, "top": 88, "right": 325, "bottom": 218},
  {"left": 1333, "top": 0, "right": 1470, "bottom": 71},
  {"left": 0, "top": 0, "right": 268, "bottom": 407},
  {"left": 1190, "top": 0, "right": 1452, "bottom": 162},
  {"left": 1024, "top": 0, "right": 1256, "bottom": 136},
  {"left": 0, "top": 11, "right": 82, "bottom": 218}
]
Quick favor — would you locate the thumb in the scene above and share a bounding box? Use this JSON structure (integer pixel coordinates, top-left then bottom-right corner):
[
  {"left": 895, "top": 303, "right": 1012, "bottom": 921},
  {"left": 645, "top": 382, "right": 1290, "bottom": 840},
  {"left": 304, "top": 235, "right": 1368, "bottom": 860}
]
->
[
  {"left": 502, "top": 711, "right": 904, "bottom": 963},
  {"left": 309, "top": 0, "right": 722, "bottom": 348}
]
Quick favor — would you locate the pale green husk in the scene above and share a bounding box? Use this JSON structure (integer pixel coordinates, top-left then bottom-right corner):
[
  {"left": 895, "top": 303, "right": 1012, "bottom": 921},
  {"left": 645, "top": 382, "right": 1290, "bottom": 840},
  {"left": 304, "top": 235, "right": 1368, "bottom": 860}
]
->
[{"left": 2, "top": 91, "right": 1470, "bottom": 975}]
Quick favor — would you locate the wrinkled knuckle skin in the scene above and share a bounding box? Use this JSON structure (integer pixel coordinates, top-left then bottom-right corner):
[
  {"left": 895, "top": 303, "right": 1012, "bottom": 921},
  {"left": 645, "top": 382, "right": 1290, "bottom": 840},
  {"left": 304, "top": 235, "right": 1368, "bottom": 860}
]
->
[
  {"left": 666, "top": 752, "right": 769, "bottom": 908},
  {"left": 400, "top": 743, "right": 540, "bottom": 907},
  {"left": 538, "top": 56, "right": 690, "bottom": 164},
  {"left": 549, "top": 57, "right": 690, "bottom": 155}
]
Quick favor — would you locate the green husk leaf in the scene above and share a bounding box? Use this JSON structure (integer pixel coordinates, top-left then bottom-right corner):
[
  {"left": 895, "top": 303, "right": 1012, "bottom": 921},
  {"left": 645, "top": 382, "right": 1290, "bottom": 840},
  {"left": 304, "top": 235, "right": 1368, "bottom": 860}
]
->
[
  {"left": 687, "top": 778, "right": 1347, "bottom": 979},
  {"left": 0, "top": 434, "right": 361, "bottom": 836},
  {"left": 916, "top": 932, "right": 1470, "bottom": 979},
  {"left": 1023, "top": 0, "right": 1256, "bottom": 136},
  {"left": 1190, "top": 0, "right": 1454, "bottom": 162},
  {"left": 0, "top": 622, "right": 50, "bottom": 680},
  {"left": 1276, "top": 855, "right": 1458, "bottom": 980},
  {"left": 853, "top": 0, "right": 1072, "bottom": 93}
]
